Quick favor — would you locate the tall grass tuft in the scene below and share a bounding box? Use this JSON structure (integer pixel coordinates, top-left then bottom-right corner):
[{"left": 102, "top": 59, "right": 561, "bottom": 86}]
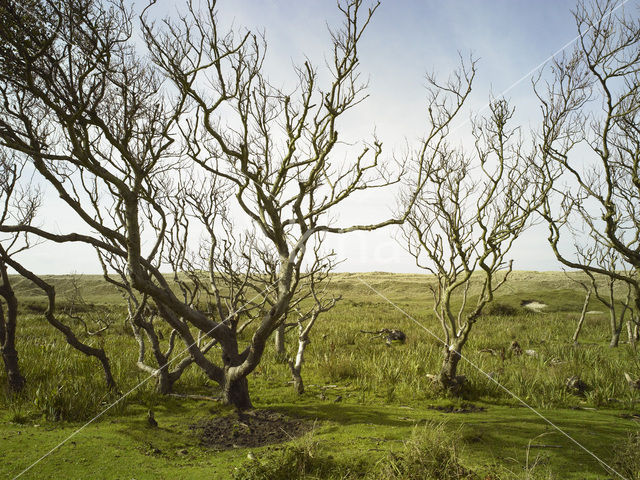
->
[
  {"left": 371, "top": 421, "right": 475, "bottom": 480},
  {"left": 613, "top": 430, "right": 640, "bottom": 480}
]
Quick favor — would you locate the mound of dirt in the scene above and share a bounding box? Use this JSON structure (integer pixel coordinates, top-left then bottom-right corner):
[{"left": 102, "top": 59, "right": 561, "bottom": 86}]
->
[
  {"left": 190, "top": 410, "right": 314, "bottom": 449},
  {"left": 427, "top": 403, "right": 486, "bottom": 414}
]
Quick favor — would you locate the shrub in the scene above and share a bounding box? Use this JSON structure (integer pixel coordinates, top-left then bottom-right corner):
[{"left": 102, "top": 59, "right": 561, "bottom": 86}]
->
[
  {"left": 485, "top": 302, "right": 518, "bottom": 317},
  {"left": 232, "top": 436, "right": 345, "bottom": 480},
  {"left": 371, "top": 422, "right": 475, "bottom": 480}
]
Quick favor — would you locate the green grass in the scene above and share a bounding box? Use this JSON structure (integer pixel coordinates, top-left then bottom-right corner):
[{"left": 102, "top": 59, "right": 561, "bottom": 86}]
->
[{"left": 1, "top": 271, "right": 639, "bottom": 479}]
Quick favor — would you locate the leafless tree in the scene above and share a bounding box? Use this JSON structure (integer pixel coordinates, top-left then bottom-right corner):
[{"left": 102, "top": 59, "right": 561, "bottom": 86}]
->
[
  {"left": 62, "top": 276, "right": 116, "bottom": 337},
  {"left": 0, "top": 151, "right": 117, "bottom": 391},
  {"left": 96, "top": 249, "right": 200, "bottom": 395},
  {"left": 136, "top": 0, "right": 427, "bottom": 409},
  {"left": 403, "top": 88, "right": 548, "bottom": 389},
  {"left": 0, "top": 150, "right": 32, "bottom": 392},
  {"left": 0, "top": 0, "right": 423, "bottom": 409},
  {"left": 577, "top": 245, "right": 637, "bottom": 347},
  {"left": 536, "top": 0, "right": 640, "bottom": 339},
  {"left": 287, "top": 247, "right": 340, "bottom": 395},
  {"left": 562, "top": 269, "right": 594, "bottom": 345}
]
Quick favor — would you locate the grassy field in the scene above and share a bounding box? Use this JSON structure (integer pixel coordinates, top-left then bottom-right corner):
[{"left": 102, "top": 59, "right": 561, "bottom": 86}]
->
[{"left": 1, "top": 271, "right": 639, "bottom": 479}]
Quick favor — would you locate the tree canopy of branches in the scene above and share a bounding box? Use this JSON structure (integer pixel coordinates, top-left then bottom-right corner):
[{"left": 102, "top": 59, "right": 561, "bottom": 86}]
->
[
  {"left": 536, "top": 0, "right": 640, "bottom": 337},
  {"left": 0, "top": 0, "right": 424, "bottom": 409},
  {"left": 402, "top": 63, "right": 547, "bottom": 388}
]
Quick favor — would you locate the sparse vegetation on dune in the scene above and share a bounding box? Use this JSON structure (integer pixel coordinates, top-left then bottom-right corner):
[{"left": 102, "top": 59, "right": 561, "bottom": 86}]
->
[{"left": 1, "top": 272, "right": 639, "bottom": 479}]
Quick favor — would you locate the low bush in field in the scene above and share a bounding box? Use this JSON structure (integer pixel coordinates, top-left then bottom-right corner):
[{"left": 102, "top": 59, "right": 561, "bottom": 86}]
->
[
  {"left": 372, "top": 422, "right": 475, "bottom": 480},
  {"left": 485, "top": 302, "right": 519, "bottom": 317},
  {"left": 232, "top": 434, "right": 365, "bottom": 480}
]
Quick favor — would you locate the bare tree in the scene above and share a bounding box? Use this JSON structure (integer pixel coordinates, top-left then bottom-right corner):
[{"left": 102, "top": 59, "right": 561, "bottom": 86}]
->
[
  {"left": 136, "top": 0, "right": 426, "bottom": 409},
  {"left": 403, "top": 91, "right": 547, "bottom": 389},
  {"left": 536, "top": 0, "right": 640, "bottom": 335},
  {"left": 0, "top": 0, "right": 423, "bottom": 409},
  {"left": 579, "top": 246, "right": 636, "bottom": 347},
  {"left": 562, "top": 270, "right": 594, "bottom": 345},
  {"left": 0, "top": 151, "right": 32, "bottom": 392},
  {"left": 0, "top": 151, "right": 117, "bottom": 390},
  {"left": 96, "top": 249, "right": 201, "bottom": 395},
  {"left": 287, "top": 261, "right": 339, "bottom": 395}
]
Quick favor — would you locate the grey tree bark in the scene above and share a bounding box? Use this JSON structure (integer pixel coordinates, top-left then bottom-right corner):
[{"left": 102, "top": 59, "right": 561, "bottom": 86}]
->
[{"left": 0, "top": 261, "right": 25, "bottom": 392}]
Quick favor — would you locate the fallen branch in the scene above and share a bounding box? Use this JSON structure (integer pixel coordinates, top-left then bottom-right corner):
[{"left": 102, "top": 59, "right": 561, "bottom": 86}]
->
[{"left": 168, "top": 393, "right": 220, "bottom": 402}]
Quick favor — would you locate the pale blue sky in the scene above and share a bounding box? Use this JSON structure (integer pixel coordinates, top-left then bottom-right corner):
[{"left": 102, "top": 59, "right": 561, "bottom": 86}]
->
[{"left": 25, "top": 1, "right": 597, "bottom": 273}]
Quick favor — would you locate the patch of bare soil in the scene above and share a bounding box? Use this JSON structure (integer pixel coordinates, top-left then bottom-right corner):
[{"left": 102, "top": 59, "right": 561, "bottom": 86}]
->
[
  {"left": 190, "top": 410, "right": 314, "bottom": 449},
  {"left": 427, "top": 403, "right": 486, "bottom": 414}
]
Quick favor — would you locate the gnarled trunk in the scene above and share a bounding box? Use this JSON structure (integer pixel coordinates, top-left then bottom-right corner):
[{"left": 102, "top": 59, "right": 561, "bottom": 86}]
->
[
  {"left": 2, "top": 349, "right": 25, "bottom": 392},
  {"left": 439, "top": 347, "right": 463, "bottom": 389},
  {"left": 609, "top": 330, "right": 621, "bottom": 348},
  {"left": 4, "top": 256, "right": 117, "bottom": 390},
  {"left": 0, "top": 264, "right": 25, "bottom": 393},
  {"left": 222, "top": 374, "right": 252, "bottom": 410},
  {"left": 627, "top": 321, "right": 637, "bottom": 349},
  {"left": 219, "top": 338, "right": 254, "bottom": 410},
  {"left": 438, "top": 321, "right": 473, "bottom": 392}
]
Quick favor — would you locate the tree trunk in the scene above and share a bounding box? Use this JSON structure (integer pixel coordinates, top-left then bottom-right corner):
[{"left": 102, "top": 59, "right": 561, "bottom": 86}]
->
[
  {"left": 609, "top": 332, "right": 620, "bottom": 348},
  {"left": 0, "top": 268, "right": 26, "bottom": 393},
  {"left": 288, "top": 335, "right": 309, "bottom": 395},
  {"left": 607, "top": 287, "right": 623, "bottom": 347},
  {"left": 222, "top": 374, "right": 252, "bottom": 410},
  {"left": 572, "top": 287, "right": 592, "bottom": 345},
  {"left": 609, "top": 328, "right": 621, "bottom": 348},
  {"left": 439, "top": 347, "right": 463, "bottom": 390},
  {"left": 438, "top": 319, "right": 474, "bottom": 392},
  {"left": 627, "top": 321, "right": 636, "bottom": 349},
  {"left": 219, "top": 340, "right": 254, "bottom": 410},
  {"left": 291, "top": 371, "right": 304, "bottom": 395},
  {"left": 274, "top": 323, "right": 286, "bottom": 360},
  {"left": 2, "top": 350, "right": 25, "bottom": 392},
  {"left": 154, "top": 368, "right": 172, "bottom": 395}
]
